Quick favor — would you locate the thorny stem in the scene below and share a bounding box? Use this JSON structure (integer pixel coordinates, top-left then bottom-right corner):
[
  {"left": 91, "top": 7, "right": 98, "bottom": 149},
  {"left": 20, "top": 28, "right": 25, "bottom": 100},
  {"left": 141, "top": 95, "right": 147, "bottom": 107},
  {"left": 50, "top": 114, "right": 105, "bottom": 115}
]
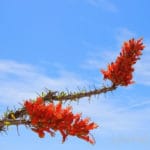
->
[
  {"left": 0, "top": 119, "right": 31, "bottom": 132},
  {"left": 44, "top": 84, "right": 117, "bottom": 101},
  {"left": 0, "top": 119, "right": 30, "bottom": 127},
  {"left": 0, "top": 84, "right": 117, "bottom": 132}
]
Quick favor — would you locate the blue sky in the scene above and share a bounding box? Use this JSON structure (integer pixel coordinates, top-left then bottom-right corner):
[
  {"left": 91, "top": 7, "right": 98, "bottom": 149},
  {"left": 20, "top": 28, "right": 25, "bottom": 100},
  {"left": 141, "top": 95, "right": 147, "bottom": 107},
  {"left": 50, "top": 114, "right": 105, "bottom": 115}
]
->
[{"left": 0, "top": 0, "right": 150, "bottom": 149}]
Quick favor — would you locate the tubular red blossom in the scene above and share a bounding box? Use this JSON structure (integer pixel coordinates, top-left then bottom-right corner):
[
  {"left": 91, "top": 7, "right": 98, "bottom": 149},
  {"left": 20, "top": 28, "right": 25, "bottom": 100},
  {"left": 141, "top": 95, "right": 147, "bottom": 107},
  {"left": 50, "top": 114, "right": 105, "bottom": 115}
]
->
[
  {"left": 101, "top": 38, "right": 145, "bottom": 86},
  {"left": 24, "top": 97, "right": 98, "bottom": 144}
]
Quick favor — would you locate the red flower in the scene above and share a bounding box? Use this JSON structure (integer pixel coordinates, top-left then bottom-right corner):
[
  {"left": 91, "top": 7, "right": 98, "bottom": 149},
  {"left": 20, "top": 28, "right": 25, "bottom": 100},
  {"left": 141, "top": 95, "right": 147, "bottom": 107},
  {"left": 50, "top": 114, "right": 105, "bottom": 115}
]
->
[
  {"left": 101, "top": 38, "right": 145, "bottom": 86},
  {"left": 24, "top": 97, "right": 98, "bottom": 144}
]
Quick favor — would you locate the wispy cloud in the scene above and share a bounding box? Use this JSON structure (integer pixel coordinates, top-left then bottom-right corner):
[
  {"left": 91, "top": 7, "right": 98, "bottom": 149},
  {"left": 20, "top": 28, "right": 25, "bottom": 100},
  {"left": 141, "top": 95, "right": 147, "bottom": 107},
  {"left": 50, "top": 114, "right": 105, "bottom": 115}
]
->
[
  {"left": 81, "top": 28, "right": 136, "bottom": 71},
  {"left": 0, "top": 60, "right": 88, "bottom": 105},
  {"left": 87, "top": 0, "right": 118, "bottom": 12},
  {"left": 73, "top": 97, "right": 150, "bottom": 137},
  {"left": 134, "top": 40, "right": 150, "bottom": 85},
  {"left": 81, "top": 38, "right": 119, "bottom": 71},
  {"left": 116, "top": 27, "right": 136, "bottom": 44},
  {"left": 81, "top": 50, "right": 117, "bottom": 71}
]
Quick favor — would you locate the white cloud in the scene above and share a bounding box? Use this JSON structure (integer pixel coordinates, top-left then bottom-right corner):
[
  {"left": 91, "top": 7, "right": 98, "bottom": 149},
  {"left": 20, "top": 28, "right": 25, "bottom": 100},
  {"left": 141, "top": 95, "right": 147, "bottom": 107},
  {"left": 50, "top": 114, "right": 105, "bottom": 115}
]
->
[
  {"left": 116, "top": 27, "right": 136, "bottom": 44},
  {"left": 81, "top": 28, "right": 136, "bottom": 71},
  {"left": 134, "top": 40, "right": 150, "bottom": 85},
  {"left": 72, "top": 97, "right": 150, "bottom": 137},
  {"left": 0, "top": 60, "right": 36, "bottom": 75},
  {"left": 81, "top": 50, "right": 117, "bottom": 70},
  {"left": 81, "top": 39, "right": 118, "bottom": 71},
  {"left": 0, "top": 60, "right": 88, "bottom": 105},
  {"left": 87, "top": 0, "right": 118, "bottom": 12}
]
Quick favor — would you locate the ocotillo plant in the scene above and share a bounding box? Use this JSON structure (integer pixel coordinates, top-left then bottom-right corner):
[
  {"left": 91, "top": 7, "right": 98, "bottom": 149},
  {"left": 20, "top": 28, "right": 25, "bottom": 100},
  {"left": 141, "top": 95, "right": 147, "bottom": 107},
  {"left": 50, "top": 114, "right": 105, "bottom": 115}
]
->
[{"left": 0, "top": 38, "right": 145, "bottom": 144}]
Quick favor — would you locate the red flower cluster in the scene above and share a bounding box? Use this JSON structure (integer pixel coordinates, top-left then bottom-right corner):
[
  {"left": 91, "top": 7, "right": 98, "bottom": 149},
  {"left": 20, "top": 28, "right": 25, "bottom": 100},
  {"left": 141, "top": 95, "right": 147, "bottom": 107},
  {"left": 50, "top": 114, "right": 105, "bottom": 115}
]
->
[
  {"left": 24, "top": 97, "right": 98, "bottom": 144},
  {"left": 101, "top": 38, "right": 145, "bottom": 86}
]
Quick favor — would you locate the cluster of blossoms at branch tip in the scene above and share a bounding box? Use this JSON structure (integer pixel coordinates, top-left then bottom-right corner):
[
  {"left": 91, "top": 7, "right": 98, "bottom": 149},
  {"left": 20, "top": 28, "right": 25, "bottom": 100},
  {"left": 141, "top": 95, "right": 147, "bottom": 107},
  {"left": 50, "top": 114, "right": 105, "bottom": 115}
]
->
[
  {"left": 24, "top": 97, "right": 98, "bottom": 144},
  {"left": 101, "top": 38, "right": 145, "bottom": 86}
]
